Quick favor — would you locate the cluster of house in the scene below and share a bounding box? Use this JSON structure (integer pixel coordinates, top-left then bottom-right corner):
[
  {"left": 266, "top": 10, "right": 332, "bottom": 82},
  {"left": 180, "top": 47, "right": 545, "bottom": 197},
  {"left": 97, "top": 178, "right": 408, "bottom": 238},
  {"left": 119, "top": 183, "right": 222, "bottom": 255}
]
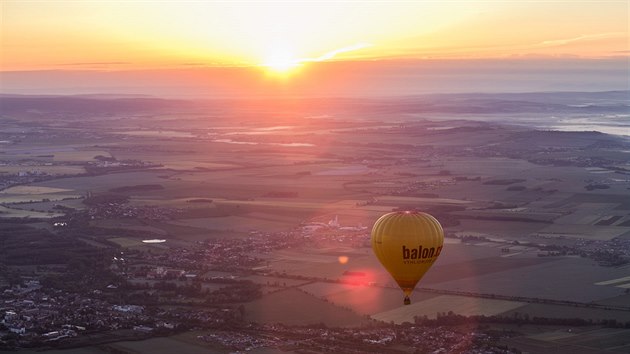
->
[
  {"left": 0, "top": 280, "right": 244, "bottom": 349},
  {"left": 198, "top": 324, "right": 517, "bottom": 353},
  {"left": 0, "top": 165, "right": 52, "bottom": 190},
  {"left": 0, "top": 284, "right": 149, "bottom": 345}
]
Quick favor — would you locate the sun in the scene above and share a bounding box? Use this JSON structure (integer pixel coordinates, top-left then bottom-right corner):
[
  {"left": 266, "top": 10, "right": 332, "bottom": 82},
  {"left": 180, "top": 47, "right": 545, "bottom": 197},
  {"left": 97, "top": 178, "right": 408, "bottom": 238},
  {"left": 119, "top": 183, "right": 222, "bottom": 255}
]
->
[{"left": 263, "top": 49, "right": 301, "bottom": 76}]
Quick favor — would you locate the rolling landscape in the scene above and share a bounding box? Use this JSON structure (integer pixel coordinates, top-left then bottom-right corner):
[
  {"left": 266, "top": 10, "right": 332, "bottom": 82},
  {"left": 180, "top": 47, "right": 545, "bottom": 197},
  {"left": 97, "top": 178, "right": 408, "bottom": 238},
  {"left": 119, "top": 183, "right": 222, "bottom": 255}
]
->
[{"left": 1, "top": 91, "right": 629, "bottom": 353}]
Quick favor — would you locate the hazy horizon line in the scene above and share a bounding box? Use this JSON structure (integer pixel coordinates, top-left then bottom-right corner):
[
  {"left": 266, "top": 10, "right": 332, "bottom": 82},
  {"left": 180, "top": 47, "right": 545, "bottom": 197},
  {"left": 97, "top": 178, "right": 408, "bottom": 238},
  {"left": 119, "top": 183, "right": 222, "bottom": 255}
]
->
[
  {"left": 2, "top": 58, "right": 627, "bottom": 98},
  {"left": 1, "top": 90, "right": 629, "bottom": 102}
]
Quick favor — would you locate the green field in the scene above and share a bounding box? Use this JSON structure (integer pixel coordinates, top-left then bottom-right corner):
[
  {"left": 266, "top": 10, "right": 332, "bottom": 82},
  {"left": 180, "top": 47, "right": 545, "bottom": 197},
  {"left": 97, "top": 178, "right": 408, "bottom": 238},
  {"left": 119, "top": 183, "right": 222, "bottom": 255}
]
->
[
  {"left": 0, "top": 205, "right": 63, "bottom": 218},
  {"left": 1, "top": 186, "right": 74, "bottom": 194},
  {"left": 427, "top": 255, "right": 630, "bottom": 303},
  {"left": 92, "top": 219, "right": 169, "bottom": 235},
  {"left": 171, "top": 215, "right": 295, "bottom": 233},
  {"left": 300, "top": 282, "right": 436, "bottom": 315},
  {"left": 53, "top": 150, "right": 112, "bottom": 162},
  {"left": 105, "top": 337, "right": 223, "bottom": 354},
  {"left": 504, "top": 327, "right": 630, "bottom": 354},
  {"left": 243, "top": 288, "right": 368, "bottom": 327},
  {"left": 0, "top": 165, "right": 86, "bottom": 175},
  {"left": 503, "top": 303, "right": 630, "bottom": 323},
  {"left": 372, "top": 295, "right": 526, "bottom": 323}
]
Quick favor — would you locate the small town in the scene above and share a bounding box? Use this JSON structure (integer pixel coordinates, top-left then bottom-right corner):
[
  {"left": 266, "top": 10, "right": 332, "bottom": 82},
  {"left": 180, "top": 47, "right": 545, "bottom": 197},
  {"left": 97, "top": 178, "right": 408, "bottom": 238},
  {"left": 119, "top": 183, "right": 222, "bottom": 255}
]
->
[
  {"left": 1, "top": 279, "right": 520, "bottom": 353},
  {"left": 2, "top": 209, "right": 629, "bottom": 351}
]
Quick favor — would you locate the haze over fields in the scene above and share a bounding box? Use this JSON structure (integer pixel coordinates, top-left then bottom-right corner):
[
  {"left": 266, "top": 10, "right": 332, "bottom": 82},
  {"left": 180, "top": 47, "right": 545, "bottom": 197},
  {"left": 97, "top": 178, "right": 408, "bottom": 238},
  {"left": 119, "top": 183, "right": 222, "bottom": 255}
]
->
[
  {"left": 1, "top": 92, "right": 630, "bottom": 353},
  {"left": 1, "top": 0, "right": 630, "bottom": 353}
]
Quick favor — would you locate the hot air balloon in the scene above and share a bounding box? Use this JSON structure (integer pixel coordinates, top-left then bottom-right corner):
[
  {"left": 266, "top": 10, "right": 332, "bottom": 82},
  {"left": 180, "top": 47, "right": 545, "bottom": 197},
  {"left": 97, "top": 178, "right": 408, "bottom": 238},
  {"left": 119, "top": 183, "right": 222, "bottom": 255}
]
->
[{"left": 371, "top": 211, "right": 444, "bottom": 305}]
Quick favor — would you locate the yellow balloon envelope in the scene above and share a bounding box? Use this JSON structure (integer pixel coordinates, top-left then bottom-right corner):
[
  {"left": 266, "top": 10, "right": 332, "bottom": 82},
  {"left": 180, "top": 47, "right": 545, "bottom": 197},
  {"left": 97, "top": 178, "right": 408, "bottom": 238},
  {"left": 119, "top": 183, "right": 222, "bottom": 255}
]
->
[{"left": 371, "top": 211, "right": 444, "bottom": 305}]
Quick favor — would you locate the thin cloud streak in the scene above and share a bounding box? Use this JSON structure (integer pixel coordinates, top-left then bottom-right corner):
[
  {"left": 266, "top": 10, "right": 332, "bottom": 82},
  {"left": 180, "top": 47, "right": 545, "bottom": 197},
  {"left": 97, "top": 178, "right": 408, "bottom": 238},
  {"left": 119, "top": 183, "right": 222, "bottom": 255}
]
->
[
  {"left": 58, "top": 62, "right": 131, "bottom": 66},
  {"left": 299, "top": 43, "right": 373, "bottom": 63},
  {"left": 540, "top": 32, "right": 625, "bottom": 46}
]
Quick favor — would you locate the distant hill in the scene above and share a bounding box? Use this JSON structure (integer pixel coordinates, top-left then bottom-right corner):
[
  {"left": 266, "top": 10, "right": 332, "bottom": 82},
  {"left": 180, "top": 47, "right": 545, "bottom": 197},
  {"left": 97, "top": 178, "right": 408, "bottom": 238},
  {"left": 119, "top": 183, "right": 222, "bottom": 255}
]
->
[
  {"left": 1, "top": 90, "right": 628, "bottom": 118},
  {"left": 0, "top": 95, "right": 191, "bottom": 115}
]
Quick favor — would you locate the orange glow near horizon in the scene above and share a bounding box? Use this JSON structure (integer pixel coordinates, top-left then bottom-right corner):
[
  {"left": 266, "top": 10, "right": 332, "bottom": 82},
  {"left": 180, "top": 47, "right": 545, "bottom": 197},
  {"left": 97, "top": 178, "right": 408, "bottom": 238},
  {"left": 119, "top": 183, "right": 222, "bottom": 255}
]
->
[{"left": 1, "top": 1, "right": 628, "bottom": 73}]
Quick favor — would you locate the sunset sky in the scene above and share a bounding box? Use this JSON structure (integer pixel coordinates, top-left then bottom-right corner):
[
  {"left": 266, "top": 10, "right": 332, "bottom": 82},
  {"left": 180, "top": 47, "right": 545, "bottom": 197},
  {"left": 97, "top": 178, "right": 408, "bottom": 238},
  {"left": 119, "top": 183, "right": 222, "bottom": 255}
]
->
[{"left": 1, "top": 1, "right": 628, "bottom": 96}]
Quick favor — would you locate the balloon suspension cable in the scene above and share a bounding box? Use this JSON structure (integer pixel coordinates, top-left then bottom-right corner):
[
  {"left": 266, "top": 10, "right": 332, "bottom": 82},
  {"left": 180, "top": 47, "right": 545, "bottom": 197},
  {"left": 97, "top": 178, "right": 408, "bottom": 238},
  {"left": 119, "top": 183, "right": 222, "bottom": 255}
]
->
[{"left": 404, "top": 296, "right": 411, "bottom": 305}]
